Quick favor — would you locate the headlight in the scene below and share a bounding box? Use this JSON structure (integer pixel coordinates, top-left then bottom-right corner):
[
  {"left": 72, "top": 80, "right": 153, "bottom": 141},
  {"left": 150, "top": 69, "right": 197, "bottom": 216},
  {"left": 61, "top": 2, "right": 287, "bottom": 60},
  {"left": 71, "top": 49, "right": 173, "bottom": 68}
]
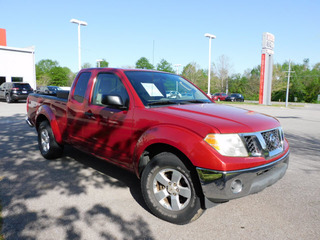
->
[{"left": 204, "top": 134, "right": 248, "bottom": 157}]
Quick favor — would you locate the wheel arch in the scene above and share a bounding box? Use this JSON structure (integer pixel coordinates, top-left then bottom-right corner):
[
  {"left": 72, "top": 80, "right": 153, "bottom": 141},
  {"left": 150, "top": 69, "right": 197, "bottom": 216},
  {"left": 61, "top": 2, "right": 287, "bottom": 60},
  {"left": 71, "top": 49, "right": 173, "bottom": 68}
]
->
[
  {"left": 138, "top": 142, "right": 206, "bottom": 209},
  {"left": 35, "top": 105, "right": 63, "bottom": 144},
  {"left": 138, "top": 143, "right": 193, "bottom": 176}
]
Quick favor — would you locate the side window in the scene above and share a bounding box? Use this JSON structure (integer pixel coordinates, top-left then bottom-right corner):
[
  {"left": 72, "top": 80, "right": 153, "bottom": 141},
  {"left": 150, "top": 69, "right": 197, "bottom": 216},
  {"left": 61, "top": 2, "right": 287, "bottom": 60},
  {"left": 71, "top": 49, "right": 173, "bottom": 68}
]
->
[
  {"left": 92, "top": 73, "right": 129, "bottom": 106},
  {"left": 73, "top": 72, "right": 91, "bottom": 103}
]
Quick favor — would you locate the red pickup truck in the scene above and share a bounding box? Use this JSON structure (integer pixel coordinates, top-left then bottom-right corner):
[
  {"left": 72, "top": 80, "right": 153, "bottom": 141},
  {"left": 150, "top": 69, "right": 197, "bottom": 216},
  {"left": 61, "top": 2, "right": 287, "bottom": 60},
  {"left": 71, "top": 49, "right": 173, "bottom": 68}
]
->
[{"left": 26, "top": 68, "right": 289, "bottom": 224}]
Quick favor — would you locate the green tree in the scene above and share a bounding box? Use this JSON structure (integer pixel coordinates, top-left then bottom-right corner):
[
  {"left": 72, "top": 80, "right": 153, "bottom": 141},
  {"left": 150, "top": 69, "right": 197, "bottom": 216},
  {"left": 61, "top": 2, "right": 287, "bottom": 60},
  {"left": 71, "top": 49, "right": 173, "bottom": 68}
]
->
[
  {"left": 135, "top": 57, "right": 154, "bottom": 69},
  {"left": 97, "top": 59, "right": 109, "bottom": 68},
  {"left": 182, "top": 62, "right": 208, "bottom": 92},
  {"left": 36, "top": 59, "right": 59, "bottom": 74},
  {"left": 244, "top": 66, "right": 261, "bottom": 100},
  {"left": 269, "top": 60, "right": 320, "bottom": 103},
  {"left": 271, "top": 63, "right": 288, "bottom": 102},
  {"left": 82, "top": 62, "right": 92, "bottom": 69},
  {"left": 306, "top": 65, "right": 320, "bottom": 102},
  {"left": 228, "top": 74, "right": 248, "bottom": 96},
  {"left": 156, "top": 59, "right": 174, "bottom": 73},
  {"left": 215, "top": 55, "right": 232, "bottom": 93},
  {"left": 36, "top": 59, "right": 74, "bottom": 87},
  {"left": 36, "top": 59, "right": 59, "bottom": 86},
  {"left": 49, "top": 67, "right": 70, "bottom": 86}
]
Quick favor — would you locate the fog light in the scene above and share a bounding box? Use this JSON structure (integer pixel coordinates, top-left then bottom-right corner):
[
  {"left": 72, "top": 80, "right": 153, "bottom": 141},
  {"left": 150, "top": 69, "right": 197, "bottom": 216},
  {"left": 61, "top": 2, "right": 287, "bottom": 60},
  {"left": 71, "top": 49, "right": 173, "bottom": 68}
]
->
[{"left": 231, "top": 179, "right": 242, "bottom": 194}]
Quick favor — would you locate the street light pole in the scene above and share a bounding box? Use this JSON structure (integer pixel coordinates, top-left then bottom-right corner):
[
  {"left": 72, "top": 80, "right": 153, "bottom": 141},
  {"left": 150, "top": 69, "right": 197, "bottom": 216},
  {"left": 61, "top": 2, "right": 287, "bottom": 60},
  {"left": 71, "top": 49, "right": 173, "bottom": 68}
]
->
[
  {"left": 70, "top": 19, "right": 87, "bottom": 71},
  {"left": 204, "top": 33, "right": 216, "bottom": 96},
  {"left": 96, "top": 59, "right": 103, "bottom": 68},
  {"left": 174, "top": 64, "right": 181, "bottom": 75}
]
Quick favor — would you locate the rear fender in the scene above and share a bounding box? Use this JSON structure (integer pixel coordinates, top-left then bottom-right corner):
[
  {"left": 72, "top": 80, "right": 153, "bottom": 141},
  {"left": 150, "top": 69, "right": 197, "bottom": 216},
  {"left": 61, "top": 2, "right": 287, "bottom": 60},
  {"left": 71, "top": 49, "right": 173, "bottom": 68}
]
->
[{"left": 36, "top": 105, "right": 63, "bottom": 144}]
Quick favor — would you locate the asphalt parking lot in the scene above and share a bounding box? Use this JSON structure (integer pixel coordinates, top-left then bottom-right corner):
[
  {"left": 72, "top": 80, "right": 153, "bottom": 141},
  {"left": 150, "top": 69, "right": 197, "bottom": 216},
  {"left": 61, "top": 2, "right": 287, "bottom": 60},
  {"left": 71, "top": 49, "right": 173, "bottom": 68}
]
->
[{"left": 0, "top": 101, "right": 319, "bottom": 240}]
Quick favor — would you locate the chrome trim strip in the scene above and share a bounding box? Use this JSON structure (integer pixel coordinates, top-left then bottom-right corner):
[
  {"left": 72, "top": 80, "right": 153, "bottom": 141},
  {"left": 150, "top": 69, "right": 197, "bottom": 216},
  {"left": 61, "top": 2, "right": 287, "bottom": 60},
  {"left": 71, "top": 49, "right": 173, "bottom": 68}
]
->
[
  {"left": 197, "top": 150, "right": 290, "bottom": 175},
  {"left": 25, "top": 117, "right": 34, "bottom": 127},
  {"left": 240, "top": 127, "right": 284, "bottom": 160}
]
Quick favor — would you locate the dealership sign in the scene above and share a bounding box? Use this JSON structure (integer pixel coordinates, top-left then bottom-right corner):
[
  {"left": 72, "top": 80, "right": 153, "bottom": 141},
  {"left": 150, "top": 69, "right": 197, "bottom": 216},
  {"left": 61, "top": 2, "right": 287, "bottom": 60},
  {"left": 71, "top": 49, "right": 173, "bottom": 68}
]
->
[{"left": 259, "top": 32, "right": 275, "bottom": 105}]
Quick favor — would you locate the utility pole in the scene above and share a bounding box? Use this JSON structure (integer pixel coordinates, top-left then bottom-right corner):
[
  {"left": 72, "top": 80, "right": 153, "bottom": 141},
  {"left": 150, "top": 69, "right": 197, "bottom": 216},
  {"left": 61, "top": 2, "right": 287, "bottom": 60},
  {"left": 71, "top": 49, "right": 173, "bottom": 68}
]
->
[{"left": 285, "top": 60, "right": 294, "bottom": 108}]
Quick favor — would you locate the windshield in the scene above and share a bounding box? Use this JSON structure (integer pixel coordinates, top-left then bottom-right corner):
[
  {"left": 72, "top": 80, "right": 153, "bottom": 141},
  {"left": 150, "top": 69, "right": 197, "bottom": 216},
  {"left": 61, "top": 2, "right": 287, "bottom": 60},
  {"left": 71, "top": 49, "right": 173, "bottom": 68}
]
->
[{"left": 125, "top": 71, "right": 211, "bottom": 107}]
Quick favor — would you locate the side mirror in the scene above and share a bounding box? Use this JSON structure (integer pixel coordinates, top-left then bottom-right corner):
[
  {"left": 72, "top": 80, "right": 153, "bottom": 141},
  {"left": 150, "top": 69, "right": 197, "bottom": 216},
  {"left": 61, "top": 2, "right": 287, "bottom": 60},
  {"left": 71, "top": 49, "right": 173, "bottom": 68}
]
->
[{"left": 101, "top": 95, "right": 127, "bottom": 110}]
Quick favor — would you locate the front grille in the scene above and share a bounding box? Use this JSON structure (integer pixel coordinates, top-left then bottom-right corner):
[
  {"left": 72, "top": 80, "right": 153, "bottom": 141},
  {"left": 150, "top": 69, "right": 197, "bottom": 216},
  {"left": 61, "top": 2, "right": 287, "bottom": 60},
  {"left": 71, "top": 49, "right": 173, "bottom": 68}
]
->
[
  {"left": 244, "top": 136, "right": 261, "bottom": 156},
  {"left": 261, "top": 129, "right": 281, "bottom": 152},
  {"left": 241, "top": 127, "right": 284, "bottom": 159}
]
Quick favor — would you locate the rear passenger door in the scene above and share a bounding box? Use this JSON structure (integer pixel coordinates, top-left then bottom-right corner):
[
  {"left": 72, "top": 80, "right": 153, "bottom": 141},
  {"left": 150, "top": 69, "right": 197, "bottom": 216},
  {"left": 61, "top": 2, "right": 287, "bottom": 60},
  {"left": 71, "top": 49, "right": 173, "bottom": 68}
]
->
[{"left": 66, "top": 71, "right": 92, "bottom": 145}]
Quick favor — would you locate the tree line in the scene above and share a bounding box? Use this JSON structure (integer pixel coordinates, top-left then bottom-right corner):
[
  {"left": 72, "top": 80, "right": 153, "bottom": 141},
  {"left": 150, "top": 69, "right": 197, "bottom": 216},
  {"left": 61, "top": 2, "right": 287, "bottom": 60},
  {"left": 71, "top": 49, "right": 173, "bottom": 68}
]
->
[{"left": 36, "top": 57, "right": 320, "bottom": 103}]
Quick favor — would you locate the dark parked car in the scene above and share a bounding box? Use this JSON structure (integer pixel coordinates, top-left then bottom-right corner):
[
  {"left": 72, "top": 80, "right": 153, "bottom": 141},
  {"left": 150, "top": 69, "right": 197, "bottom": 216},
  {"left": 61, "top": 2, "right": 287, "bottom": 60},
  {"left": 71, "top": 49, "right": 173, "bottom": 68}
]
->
[
  {"left": 212, "top": 92, "right": 228, "bottom": 101},
  {"left": 36, "top": 86, "right": 62, "bottom": 96},
  {"left": 0, "top": 82, "right": 33, "bottom": 103},
  {"left": 225, "top": 93, "right": 244, "bottom": 102}
]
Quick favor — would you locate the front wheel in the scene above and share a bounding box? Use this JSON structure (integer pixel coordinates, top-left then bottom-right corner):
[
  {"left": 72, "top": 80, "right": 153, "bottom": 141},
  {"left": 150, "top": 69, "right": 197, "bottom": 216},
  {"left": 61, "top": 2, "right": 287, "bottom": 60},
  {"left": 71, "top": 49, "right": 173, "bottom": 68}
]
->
[
  {"left": 141, "top": 152, "right": 204, "bottom": 224},
  {"left": 38, "top": 121, "right": 64, "bottom": 159}
]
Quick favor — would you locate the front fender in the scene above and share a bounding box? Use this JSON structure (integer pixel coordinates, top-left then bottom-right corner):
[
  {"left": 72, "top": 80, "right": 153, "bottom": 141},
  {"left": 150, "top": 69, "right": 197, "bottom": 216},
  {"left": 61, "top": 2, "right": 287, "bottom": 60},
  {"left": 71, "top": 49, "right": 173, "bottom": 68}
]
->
[
  {"left": 36, "top": 105, "right": 63, "bottom": 144},
  {"left": 133, "top": 124, "right": 222, "bottom": 176}
]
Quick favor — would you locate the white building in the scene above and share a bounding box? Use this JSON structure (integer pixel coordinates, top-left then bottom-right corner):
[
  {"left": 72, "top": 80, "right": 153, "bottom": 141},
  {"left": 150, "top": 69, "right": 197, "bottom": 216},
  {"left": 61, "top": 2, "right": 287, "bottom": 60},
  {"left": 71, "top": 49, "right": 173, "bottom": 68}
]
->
[{"left": 0, "top": 29, "right": 36, "bottom": 89}]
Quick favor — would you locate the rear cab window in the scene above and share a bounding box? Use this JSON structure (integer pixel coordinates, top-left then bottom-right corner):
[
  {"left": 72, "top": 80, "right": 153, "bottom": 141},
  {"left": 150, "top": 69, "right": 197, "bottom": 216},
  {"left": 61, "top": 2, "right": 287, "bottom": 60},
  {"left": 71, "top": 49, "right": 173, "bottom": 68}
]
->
[{"left": 73, "top": 72, "right": 91, "bottom": 103}]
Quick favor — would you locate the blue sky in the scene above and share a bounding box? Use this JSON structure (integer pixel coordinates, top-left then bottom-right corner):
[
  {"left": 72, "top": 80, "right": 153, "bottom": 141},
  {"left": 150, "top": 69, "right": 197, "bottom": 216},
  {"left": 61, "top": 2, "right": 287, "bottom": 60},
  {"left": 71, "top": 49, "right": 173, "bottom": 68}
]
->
[{"left": 1, "top": 0, "right": 319, "bottom": 74}]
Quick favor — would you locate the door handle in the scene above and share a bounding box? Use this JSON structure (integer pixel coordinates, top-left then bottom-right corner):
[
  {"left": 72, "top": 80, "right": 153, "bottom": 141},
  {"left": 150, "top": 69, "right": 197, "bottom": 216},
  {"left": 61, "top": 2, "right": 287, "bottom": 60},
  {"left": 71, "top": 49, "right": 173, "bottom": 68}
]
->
[{"left": 85, "top": 111, "right": 94, "bottom": 118}]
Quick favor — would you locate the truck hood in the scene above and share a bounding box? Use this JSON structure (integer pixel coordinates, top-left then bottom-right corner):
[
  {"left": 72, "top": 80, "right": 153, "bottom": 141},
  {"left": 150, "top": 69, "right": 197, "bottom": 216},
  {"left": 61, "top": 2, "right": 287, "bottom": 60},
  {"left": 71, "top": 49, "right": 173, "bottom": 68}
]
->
[{"left": 156, "top": 103, "right": 280, "bottom": 134}]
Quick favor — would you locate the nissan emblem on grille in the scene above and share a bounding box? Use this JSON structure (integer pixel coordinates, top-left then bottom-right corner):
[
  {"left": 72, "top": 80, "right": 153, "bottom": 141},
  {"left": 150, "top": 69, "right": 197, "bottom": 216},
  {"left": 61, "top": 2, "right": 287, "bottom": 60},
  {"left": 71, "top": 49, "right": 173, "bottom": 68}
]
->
[{"left": 269, "top": 133, "right": 280, "bottom": 149}]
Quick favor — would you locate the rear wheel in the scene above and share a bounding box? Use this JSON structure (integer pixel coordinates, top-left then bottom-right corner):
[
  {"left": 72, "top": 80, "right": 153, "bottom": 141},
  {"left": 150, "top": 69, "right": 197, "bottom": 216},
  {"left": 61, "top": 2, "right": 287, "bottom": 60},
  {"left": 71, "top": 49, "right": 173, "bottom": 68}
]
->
[
  {"left": 141, "top": 152, "right": 204, "bottom": 224},
  {"left": 38, "top": 121, "right": 63, "bottom": 159},
  {"left": 6, "top": 94, "right": 12, "bottom": 103}
]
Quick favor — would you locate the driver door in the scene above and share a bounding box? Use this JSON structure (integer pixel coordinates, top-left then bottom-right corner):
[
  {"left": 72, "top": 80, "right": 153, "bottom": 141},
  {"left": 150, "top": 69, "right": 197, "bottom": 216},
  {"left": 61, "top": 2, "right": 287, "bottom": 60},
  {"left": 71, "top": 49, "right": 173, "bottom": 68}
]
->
[{"left": 82, "top": 72, "right": 133, "bottom": 168}]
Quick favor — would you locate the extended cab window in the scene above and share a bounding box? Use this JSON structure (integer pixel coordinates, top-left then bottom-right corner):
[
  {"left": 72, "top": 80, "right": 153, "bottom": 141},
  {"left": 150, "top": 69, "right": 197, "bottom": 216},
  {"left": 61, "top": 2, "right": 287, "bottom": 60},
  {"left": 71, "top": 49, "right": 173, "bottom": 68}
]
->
[
  {"left": 91, "top": 73, "right": 129, "bottom": 106},
  {"left": 73, "top": 72, "right": 91, "bottom": 103}
]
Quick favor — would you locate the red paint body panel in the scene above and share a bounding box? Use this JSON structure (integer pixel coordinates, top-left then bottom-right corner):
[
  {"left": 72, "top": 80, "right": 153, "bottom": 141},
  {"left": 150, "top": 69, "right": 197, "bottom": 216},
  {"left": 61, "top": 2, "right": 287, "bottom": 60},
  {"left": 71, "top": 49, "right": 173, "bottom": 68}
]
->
[{"left": 27, "top": 68, "right": 289, "bottom": 176}]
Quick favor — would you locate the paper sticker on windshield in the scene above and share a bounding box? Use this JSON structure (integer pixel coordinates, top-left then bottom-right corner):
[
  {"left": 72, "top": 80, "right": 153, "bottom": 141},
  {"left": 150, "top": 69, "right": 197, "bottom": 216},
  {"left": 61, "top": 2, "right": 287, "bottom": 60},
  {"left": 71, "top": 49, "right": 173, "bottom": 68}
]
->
[{"left": 141, "top": 83, "right": 164, "bottom": 97}]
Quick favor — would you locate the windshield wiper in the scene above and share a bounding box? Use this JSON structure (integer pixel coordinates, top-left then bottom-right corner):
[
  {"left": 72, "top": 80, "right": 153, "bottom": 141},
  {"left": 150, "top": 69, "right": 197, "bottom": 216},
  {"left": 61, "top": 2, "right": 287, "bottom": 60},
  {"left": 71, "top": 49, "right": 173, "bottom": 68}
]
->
[
  {"left": 147, "top": 100, "right": 178, "bottom": 106},
  {"left": 180, "top": 100, "right": 209, "bottom": 104}
]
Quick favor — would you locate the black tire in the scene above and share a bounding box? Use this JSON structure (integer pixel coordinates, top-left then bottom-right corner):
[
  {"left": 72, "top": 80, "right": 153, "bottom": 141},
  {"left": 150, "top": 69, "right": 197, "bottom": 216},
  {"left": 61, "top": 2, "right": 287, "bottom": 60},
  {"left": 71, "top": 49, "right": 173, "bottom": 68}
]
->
[
  {"left": 141, "top": 152, "right": 204, "bottom": 224},
  {"left": 6, "top": 94, "right": 12, "bottom": 103},
  {"left": 38, "top": 121, "right": 64, "bottom": 159}
]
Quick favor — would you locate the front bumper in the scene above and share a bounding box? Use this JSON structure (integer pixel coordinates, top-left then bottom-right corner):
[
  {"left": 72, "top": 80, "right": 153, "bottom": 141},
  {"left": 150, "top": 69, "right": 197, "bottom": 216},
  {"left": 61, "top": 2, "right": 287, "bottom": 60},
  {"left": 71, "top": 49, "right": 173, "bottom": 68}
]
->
[{"left": 196, "top": 151, "right": 289, "bottom": 207}]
